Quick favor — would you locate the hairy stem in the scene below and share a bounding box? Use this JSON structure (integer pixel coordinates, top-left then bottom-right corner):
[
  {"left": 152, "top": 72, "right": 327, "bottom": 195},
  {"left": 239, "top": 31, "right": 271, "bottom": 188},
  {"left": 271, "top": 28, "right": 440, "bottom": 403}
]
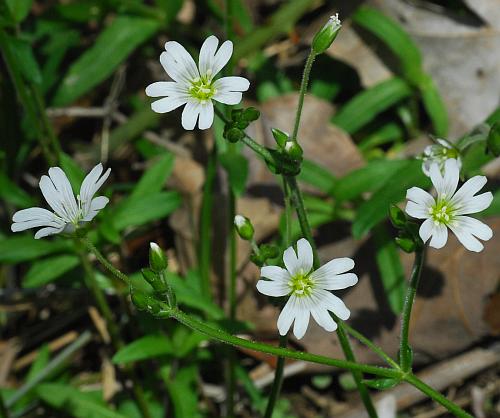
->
[
  {"left": 291, "top": 50, "right": 316, "bottom": 142},
  {"left": 263, "top": 335, "right": 288, "bottom": 418},
  {"left": 399, "top": 247, "right": 425, "bottom": 372}
]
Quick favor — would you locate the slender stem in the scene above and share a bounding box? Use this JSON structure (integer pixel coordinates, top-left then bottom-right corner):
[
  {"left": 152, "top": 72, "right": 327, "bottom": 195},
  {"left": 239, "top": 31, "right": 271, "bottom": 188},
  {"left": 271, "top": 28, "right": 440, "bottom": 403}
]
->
[
  {"left": 399, "top": 248, "right": 425, "bottom": 372},
  {"left": 403, "top": 374, "right": 473, "bottom": 418},
  {"left": 285, "top": 176, "right": 320, "bottom": 268},
  {"left": 76, "top": 240, "right": 152, "bottom": 418},
  {"left": 336, "top": 322, "right": 378, "bottom": 418},
  {"left": 290, "top": 51, "right": 316, "bottom": 142},
  {"left": 342, "top": 323, "right": 399, "bottom": 369},
  {"left": 167, "top": 308, "right": 400, "bottom": 378},
  {"left": 79, "top": 236, "right": 131, "bottom": 285},
  {"left": 0, "top": 392, "right": 9, "bottom": 418},
  {"left": 263, "top": 335, "right": 287, "bottom": 418},
  {"left": 6, "top": 332, "right": 93, "bottom": 408},
  {"left": 199, "top": 145, "right": 217, "bottom": 298},
  {"left": 282, "top": 177, "right": 292, "bottom": 246}
]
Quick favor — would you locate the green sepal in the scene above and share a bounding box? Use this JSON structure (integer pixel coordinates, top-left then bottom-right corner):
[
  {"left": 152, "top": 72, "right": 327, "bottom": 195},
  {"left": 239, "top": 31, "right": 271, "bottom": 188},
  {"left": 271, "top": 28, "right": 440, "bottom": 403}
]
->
[
  {"left": 242, "top": 107, "right": 260, "bottom": 122},
  {"left": 389, "top": 204, "right": 407, "bottom": 229},
  {"left": 487, "top": 121, "right": 500, "bottom": 157},
  {"left": 271, "top": 128, "right": 289, "bottom": 148}
]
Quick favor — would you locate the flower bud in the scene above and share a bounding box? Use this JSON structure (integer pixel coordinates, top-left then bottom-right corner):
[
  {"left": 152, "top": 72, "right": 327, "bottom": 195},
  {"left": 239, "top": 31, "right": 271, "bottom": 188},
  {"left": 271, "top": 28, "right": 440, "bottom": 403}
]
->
[
  {"left": 389, "top": 204, "right": 407, "bottom": 229},
  {"left": 225, "top": 127, "right": 244, "bottom": 143},
  {"left": 284, "top": 141, "right": 303, "bottom": 160},
  {"left": 234, "top": 214, "right": 254, "bottom": 241},
  {"left": 149, "top": 242, "right": 168, "bottom": 272},
  {"left": 395, "top": 237, "right": 416, "bottom": 253},
  {"left": 312, "top": 13, "right": 342, "bottom": 55},
  {"left": 142, "top": 268, "right": 168, "bottom": 294},
  {"left": 243, "top": 107, "right": 260, "bottom": 122},
  {"left": 487, "top": 121, "right": 500, "bottom": 157},
  {"left": 271, "top": 128, "right": 289, "bottom": 148},
  {"left": 131, "top": 290, "right": 159, "bottom": 313}
]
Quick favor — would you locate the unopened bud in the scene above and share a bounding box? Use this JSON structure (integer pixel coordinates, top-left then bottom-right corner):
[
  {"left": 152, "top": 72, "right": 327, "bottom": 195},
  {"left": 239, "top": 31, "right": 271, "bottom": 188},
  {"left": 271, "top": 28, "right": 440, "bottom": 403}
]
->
[
  {"left": 284, "top": 141, "right": 303, "bottom": 160},
  {"left": 149, "top": 242, "right": 168, "bottom": 272},
  {"left": 395, "top": 237, "right": 417, "bottom": 253},
  {"left": 142, "top": 268, "right": 168, "bottom": 293},
  {"left": 271, "top": 128, "right": 289, "bottom": 148},
  {"left": 225, "top": 127, "right": 244, "bottom": 143},
  {"left": 243, "top": 107, "right": 260, "bottom": 122},
  {"left": 389, "top": 205, "right": 406, "bottom": 229},
  {"left": 312, "top": 13, "right": 342, "bottom": 55},
  {"left": 131, "top": 290, "right": 160, "bottom": 313},
  {"left": 234, "top": 214, "right": 254, "bottom": 240},
  {"left": 487, "top": 122, "right": 500, "bottom": 157}
]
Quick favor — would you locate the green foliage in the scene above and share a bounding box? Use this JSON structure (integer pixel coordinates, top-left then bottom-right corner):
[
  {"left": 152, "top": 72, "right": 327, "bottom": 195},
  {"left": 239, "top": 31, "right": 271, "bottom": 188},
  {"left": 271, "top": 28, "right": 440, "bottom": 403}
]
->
[
  {"left": 220, "top": 152, "right": 249, "bottom": 196},
  {"left": 23, "top": 254, "right": 80, "bottom": 288},
  {"left": 112, "top": 334, "right": 173, "bottom": 364},
  {"left": 0, "top": 236, "right": 72, "bottom": 263},
  {"left": 129, "top": 153, "right": 175, "bottom": 200},
  {"left": 60, "top": 152, "right": 86, "bottom": 192},
  {"left": 5, "top": 0, "right": 33, "bottom": 23},
  {"left": 53, "top": 16, "right": 160, "bottom": 105}
]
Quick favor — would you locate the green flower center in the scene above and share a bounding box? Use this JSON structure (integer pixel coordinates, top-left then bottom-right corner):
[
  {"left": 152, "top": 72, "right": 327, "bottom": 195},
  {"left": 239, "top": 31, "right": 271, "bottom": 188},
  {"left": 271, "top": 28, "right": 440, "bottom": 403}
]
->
[
  {"left": 429, "top": 199, "right": 454, "bottom": 225},
  {"left": 189, "top": 74, "right": 216, "bottom": 103},
  {"left": 288, "top": 271, "right": 314, "bottom": 297}
]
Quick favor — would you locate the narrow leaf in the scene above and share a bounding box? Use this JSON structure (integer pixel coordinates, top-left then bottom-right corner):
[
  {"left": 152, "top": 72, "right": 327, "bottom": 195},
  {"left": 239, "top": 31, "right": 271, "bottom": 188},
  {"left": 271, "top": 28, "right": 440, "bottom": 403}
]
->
[
  {"left": 23, "top": 255, "right": 80, "bottom": 288},
  {"left": 112, "top": 334, "right": 173, "bottom": 364}
]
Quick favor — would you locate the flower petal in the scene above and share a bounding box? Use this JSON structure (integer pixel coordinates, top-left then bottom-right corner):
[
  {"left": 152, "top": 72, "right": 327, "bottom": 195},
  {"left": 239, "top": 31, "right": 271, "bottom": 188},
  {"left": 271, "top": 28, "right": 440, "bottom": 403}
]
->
[
  {"left": 431, "top": 158, "right": 459, "bottom": 198},
  {"left": 406, "top": 187, "right": 434, "bottom": 207},
  {"left": 181, "top": 101, "right": 201, "bottom": 130},
  {"left": 419, "top": 218, "right": 434, "bottom": 243},
  {"left": 48, "top": 167, "right": 78, "bottom": 220},
  {"left": 277, "top": 296, "right": 298, "bottom": 336},
  {"left": 145, "top": 81, "right": 187, "bottom": 97},
  {"left": 260, "top": 266, "right": 289, "bottom": 282},
  {"left": 317, "top": 289, "right": 350, "bottom": 320},
  {"left": 211, "top": 40, "right": 233, "bottom": 77},
  {"left": 256, "top": 279, "right": 289, "bottom": 297},
  {"left": 213, "top": 76, "right": 250, "bottom": 93},
  {"left": 310, "top": 258, "right": 357, "bottom": 289},
  {"left": 405, "top": 201, "right": 430, "bottom": 219},
  {"left": 296, "top": 238, "right": 313, "bottom": 274},
  {"left": 212, "top": 91, "right": 243, "bottom": 105},
  {"left": 429, "top": 223, "right": 448, "bottom": 249},
  {"left": 151, "top": 96, "right": 188, "bottom": 114},
  {"left": 292, "top": 298, "right": 310, "bottom": 339},
  {"left": 164, "top": 41, "right": 199, "bottom": 81},
  {"left": 454, "top": 191, "right": 493, "bottom": 215},
  {"left": 198, "top": 101, "right": 214, "bottom": 130},
  {"left": 199, "top": 35, "right": 219, "bottom": 77},
  {"left": 310, "top": 306, "right": 337, "bottom": 332},
  {"left": 12, "top": 207, "right": 54, "bottom": 223},
  {"left": 449, "top": 216, "right": 492, "bottom": 252},
  {"left": 34, "top": 225, "right": 65, "bottom": 239},
  {"left": 82, "top": 196, "right": 109, "bottom": 222},
  {"left": 39, "top": 175, "right": 68, "bottom": 220},
  {"left": 315, "top": 273, "right": 358, "bottom": 291}
]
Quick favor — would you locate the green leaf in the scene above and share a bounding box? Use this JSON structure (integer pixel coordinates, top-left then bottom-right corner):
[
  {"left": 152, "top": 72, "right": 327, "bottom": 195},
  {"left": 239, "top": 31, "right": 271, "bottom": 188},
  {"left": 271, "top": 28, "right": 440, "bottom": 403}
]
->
[
  {"left": 352, "top": 160, "right": 430, "bottom": 238},
  {"left": 419, "top": 74, "right": 448, "bottom": 137},
  {"left": 113, "top": 191, "right": 181, "bottom": 231},
  {"left": 53, "top": 16, "right": 160, "bottom": 105},
  {"left": 129, "top": 153, "right": 175, "bottom": 200},
  {"left": 298, "top": 159, "right": 336, "bottom": 194},
  {"left": 334, "top": 159, "right": 410, "bottom": 202},
  {"left": 373, "top": 225, "right": 406, "bottom": 314},
  {"left": 4, "top": 36, "right": 42, "bottom": 85},
  {"left": 5, "top": 0, "right": 32, "bottom": 22},
  {"left": 59, "top": 153, "right": 85, "bottom": 192},
  {"left": 352, "top": 7, "right": 423, "bottom": 84},
  {"left": 26, "top": 345, "right": 50, "bottom": 383},
  {"left": 37, "top": 384, "right": 128, "bottom": 418},
  {"left": 0, "top": 236, "right": 72, "bottom": 263},
  {"left": 23, "top": 255, "right": 80, "bottom": 288},
  {"left": 358, "top": 123, "right": 403, "bottom": 152},
  {"left": 162, "top": 365, "right": 201, "bottom": 418},
  {"left": 0, "top": 172, "right": 34, "bottom": 208},
  {"left": 331, "top": 78, "right": 411, "bottom": 134},
  {"left": 219, "top": 152, "right": 249, "bottom": 196},
  {"left": 112, "top": 334, "right": 173, "bottom": 364}
]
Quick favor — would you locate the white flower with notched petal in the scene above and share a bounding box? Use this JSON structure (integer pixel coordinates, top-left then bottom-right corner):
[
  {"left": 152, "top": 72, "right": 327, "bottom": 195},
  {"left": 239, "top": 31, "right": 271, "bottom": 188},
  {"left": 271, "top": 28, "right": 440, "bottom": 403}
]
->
[
  {"left": 256, "top": 238, "right": 358, "bottom": 340},
  {"left": 421, "top": 137, "right": 461, "bottom": 177},
  {"left": 406, "top": 158, "right": 493, "bottom": 252},
  {"left": 145, "top": 35, "right": 250, "bottom": 130},
  {"left": 11, "top": 164, "right": 110, "bottom": 239}
]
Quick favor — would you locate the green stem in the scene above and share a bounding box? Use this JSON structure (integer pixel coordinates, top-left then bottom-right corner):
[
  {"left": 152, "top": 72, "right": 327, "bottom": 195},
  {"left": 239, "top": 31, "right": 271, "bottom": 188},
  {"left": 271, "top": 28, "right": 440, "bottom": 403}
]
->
[
  {"left": 290, "top": 51, "right": 316, "bottom": 142},
  {"left": 336, "top": 322, "right": 378, "bottom": 418},
  {"left": 0, "top": 392, "right": 9, "bottom": 418},
  {"left": 166, "top": 308, "right": 400, "bottom": 378},
  {"left": 6, "top": 331, "right": 93, "bottom": 408},
  {"left": 76, "top": 242, "right": 152, "bottom": 418},
  {"left": 285, "top": 176, "right": 319, "bottom": 268},
  {"left": 79, "top": 236, "right": 131, "bottom": 285},
  {"left": 263, "top": 335, "right": 287, "bottom": 418},
  {"left": 403, "top": 374, "right": 473, "bottom": 418},
  {"left": 342, "top": 323, "right": 399, "bottom": 369},
  {"left": 199, "top": 145, "right": 217, "bottom": 298},
  {"left": 282, "top": 177, "right": 292, "bottom": 246},
  {"left": 399, "top": 247, "right": 425, "bottom": 372}
]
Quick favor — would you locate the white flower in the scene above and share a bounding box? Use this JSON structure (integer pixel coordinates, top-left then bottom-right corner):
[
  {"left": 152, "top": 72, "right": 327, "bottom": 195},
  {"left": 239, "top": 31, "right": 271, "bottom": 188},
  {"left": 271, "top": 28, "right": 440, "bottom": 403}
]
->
[
  {"left": 145, "top": 35, "right": 250, "bottom": 130},
  {"left": 406, "top": 158, "right": 493, "bottom": 252},
  {"left": 256, "top": 238, "right": 358, "bottom": 340},
  {"left": 11, "top": 163, "right": 111, "bottom": 239},
  {"left": 422, "top": 138, "right": 461, "bottom": 176}
]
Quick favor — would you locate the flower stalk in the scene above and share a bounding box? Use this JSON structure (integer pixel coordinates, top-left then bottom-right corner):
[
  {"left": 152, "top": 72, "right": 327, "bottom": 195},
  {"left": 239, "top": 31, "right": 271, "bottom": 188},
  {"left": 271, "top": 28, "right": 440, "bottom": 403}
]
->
[{"left": 399, "top": 246, "right": 425, "bottom": 372}]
